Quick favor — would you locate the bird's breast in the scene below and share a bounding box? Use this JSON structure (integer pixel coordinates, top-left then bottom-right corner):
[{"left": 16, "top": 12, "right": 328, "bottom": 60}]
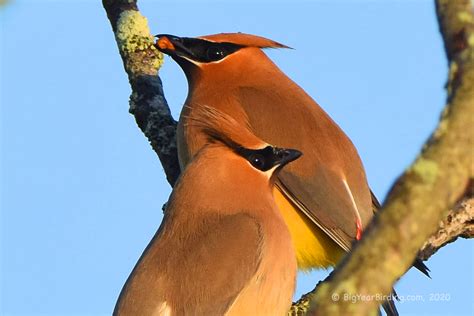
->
[{"left": 226, "top": 212, "right": 296, "bottom": 316}]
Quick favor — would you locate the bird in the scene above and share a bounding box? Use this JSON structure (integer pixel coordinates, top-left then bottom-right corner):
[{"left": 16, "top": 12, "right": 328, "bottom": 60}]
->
[
  {"left": 155, "top": 32, "right": 430, "bottom": 315},
  {"left": 113, "top": 106, "right": 300, "bottom": 316}
]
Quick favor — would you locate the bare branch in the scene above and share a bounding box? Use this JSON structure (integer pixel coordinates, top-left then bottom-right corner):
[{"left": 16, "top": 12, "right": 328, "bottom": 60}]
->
[
  {"left": 419, "top": 198, "right": 474, "bottom": 260},
  {"left": 102, "top": 0, "right": 180, "bottom": 186}
]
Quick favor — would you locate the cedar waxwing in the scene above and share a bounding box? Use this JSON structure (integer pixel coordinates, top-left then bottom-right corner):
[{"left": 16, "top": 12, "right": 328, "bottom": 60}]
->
[
  {"left": 155, "top": 32, "right": 429, "bottom": 315},
  {"left": 114, "top": 106, "right": 300, "bottom": 316}
]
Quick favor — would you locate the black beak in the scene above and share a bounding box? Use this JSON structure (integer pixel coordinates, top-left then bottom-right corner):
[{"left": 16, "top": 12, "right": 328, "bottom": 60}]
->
[
  {"left": 154, "top": 34, "right": 195, "bottom": 59},
  {"left": 273, "top": 148, "right": 302, "bottom": 168}
]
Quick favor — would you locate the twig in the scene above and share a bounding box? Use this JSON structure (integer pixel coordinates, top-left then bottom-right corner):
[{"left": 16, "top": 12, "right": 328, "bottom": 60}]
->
[{"left": 419, "top": 198, "right": 474, "bottom": 260}]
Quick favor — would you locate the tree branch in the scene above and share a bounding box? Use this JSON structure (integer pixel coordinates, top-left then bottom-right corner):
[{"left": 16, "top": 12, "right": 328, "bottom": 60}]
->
[
  {"left": 419, "top": 197, "right": 474, "bottom": 260},
  {"left": 103, "top": 0, "right": 180, "bottom": 186},
  {"left": 304, "top": 1, "right": 474, "bottom": 314}
]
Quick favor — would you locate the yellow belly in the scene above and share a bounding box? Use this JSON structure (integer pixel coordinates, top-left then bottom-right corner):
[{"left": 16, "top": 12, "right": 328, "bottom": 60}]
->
[{"left": 273, "top": 187, "right": 345, "bottom": 270}]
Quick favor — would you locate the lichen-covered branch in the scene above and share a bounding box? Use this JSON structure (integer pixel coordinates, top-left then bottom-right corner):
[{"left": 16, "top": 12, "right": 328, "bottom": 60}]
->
[
  {"left": 305, "top": 1, "right": 474, "bottom": 315},
  {"left": 419, "top": 197, "right": 474, "bottom": 260},
  {"left": 103, "top": 0, "right": 180, "bottom": 186}
]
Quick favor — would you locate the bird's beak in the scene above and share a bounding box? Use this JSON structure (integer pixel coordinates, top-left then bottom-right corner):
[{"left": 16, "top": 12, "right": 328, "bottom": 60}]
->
[
  {"left": 154, "top": 34, "right": 195, "bottom": 59},
  {"left": 273, "top": 148, "right": 302, "bottom": 168}
]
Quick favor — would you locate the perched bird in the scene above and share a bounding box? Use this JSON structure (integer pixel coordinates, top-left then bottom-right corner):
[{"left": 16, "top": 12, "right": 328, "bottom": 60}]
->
[
  {"left": 114, "top": 106, "right": 300, "bottom": 316},
  {"left": 156, "top": 32, "right": 430, "bottom": 315}
]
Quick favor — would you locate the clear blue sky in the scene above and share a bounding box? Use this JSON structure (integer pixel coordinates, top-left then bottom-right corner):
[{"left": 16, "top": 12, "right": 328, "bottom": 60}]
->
[{"left": 1, "top": 1, "right": 473, "bottom": 315}]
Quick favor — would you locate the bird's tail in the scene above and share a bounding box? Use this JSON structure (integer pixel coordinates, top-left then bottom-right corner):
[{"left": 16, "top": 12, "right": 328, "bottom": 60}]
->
[
  {"left": 381, "top": 289, "right": 399, "bottom": 316},
  {"left": 371, "top": 190, "right": 431, "bottom": 279},
  {"left": 413, "top": 258, "right": 431, "bottom": 278}
]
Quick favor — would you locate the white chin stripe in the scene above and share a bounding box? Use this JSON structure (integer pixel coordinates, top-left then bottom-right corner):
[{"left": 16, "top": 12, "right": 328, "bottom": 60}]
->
[{"left": 180, "top": 53, "right": 236, "bottom": 66}]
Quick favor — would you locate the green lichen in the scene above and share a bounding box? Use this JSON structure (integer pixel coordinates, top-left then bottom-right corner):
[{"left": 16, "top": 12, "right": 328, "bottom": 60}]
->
[
  {"left": 433, "top": 119, "right": 448, "bottom": 140},
  {"left": 289, "top": 292, "right": 312, "bottom": 315},
  {"left": 457, "top": 11, "right": 473, "bottom": 23},
  {"left": 447, "top": 61, "right": 458, "bottom": 95},
  {"left": 433, "top": 106, "right": 450, "bottom": 139},
  {"left": 411, "top": 158, "right": 439, "bottom": 185},
  {"left": 468, "top": 33, "right": 474, "bottom": 47},
  {"left": 115, "top": 10, "right": 163, "bottom": 71}
]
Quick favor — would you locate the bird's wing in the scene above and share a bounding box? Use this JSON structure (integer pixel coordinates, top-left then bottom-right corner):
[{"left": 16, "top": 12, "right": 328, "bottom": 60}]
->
[
  {"left": 237, "top": 85, "right": 373, "bottom": 252},
  {"left": 277, "top": 170, "right": 356, "bottom": 252},
  {"left": 172, "top": 212, "right": 264, "bottom": 315},
  {"left": 371, "top": 189, "right": 382, "bottom": 211}
]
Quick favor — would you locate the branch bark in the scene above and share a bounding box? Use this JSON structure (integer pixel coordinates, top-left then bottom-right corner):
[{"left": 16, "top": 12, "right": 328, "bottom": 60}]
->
[
  {"left": 419, "top": 197, "right": 474, "bottom": 260},
  {"left": 103, "top": 0, "right": 180, "bottom": 186},
  {"left": 102, "top": 1, "right": 474, "bottom": 314}
]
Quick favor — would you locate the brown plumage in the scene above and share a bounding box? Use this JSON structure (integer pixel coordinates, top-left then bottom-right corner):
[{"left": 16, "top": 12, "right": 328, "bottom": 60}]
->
[
  {"left": 199, "top": 32, "right": 290, "bottom": 48},
  {"left": 156, "top": 32, "right": 430, "bottom": 316},
  {"left": 114, "top": 107, "right": 299, "bottom": 316},
  {"left": 156, "top": 32, "right": 369, "bottom": 262}
]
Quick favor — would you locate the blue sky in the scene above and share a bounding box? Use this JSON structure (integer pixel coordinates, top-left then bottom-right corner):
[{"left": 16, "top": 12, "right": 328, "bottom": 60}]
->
[{"left": 1, "top": 1, "right": 473, "bottom": 315}]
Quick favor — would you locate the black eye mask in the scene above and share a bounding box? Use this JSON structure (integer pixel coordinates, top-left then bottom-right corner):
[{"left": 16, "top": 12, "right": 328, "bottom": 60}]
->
[
  {"left": 178, "top": 38, "right": 243, "bottom": 63},
  {"left": 235, "top": 146, "right": 302, "bottom": 172},
  {"left": 235, "top": 146, "right": 275, "bottom": 171}
]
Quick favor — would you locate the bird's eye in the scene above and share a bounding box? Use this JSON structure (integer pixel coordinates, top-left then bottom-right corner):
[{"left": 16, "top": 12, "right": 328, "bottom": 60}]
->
[
  {"left": 249, "top": 154, "right": 266, "bottom": 171},
  {"left": 206, "top": 46, "right": 225, "bottom": 61}
]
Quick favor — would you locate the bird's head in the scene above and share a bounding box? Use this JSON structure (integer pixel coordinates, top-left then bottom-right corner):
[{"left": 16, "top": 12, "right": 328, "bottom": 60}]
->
[
  {"left": 186, "top": 105, "right": 301, "bottom": 180},
  {"left": 155, "top": 33, "right": 289, "bottom": 83}
]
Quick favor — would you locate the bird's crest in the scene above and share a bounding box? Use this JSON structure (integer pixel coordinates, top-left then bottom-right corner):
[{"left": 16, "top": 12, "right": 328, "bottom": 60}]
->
[
  {"left": 184, "top": 105, "right": 267, "bottom": 150},
  {"left": 198, "top": 33, "right": 291, "bottom": 49}
]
